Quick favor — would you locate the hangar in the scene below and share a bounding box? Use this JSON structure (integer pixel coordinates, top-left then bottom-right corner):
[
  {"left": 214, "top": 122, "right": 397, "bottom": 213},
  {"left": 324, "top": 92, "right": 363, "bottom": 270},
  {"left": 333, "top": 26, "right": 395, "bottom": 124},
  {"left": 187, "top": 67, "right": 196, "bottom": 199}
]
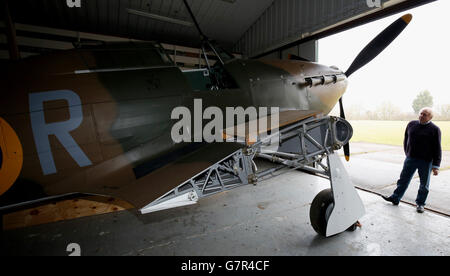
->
[{"left": 1, "top": 0, "right": 448, "bottom": 257}]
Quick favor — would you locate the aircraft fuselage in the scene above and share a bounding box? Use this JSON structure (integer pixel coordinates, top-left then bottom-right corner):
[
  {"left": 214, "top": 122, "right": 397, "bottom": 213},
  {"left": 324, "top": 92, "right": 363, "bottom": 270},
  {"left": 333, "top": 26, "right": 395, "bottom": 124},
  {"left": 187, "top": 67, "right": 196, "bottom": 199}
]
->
[{"left": 0, "top": 43, "right": 347, "bottom": 208}]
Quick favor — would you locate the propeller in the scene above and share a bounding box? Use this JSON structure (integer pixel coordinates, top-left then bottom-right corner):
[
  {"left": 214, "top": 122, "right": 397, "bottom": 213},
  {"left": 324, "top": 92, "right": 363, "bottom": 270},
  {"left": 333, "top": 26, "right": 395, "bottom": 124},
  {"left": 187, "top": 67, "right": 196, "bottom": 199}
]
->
[
  {"left": 345, "top": 14, "right": 412, "bottom": 78},
  {"left": 339, "top": 14, "right": 413, "bottom": 161},
  {"left": 338, "top": 97, "right": 350, "bottom": 162}
]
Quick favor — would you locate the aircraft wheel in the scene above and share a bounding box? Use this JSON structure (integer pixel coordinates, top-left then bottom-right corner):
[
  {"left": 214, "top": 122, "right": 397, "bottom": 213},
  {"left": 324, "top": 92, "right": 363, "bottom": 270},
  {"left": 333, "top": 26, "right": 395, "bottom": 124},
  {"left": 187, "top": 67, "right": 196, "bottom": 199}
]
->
[{"left": 310, "top": 188, "right": 334, "bottom": 237}]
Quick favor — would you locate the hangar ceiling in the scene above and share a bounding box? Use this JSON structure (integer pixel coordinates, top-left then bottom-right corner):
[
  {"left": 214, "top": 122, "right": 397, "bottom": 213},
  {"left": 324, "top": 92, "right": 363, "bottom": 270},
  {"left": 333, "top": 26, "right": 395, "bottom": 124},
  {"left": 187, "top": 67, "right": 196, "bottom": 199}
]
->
[
  {"left": 4, "top": 0, "right": 274, "bottom": 52},
  {"left": 1, "top": 0, "right": 436, "bottom": 58}
]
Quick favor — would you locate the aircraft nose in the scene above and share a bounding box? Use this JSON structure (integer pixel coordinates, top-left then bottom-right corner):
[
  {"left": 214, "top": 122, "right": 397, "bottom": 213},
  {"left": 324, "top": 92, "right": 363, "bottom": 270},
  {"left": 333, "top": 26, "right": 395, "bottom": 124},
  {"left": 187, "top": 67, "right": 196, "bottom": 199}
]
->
[
  {"left": 304, "top": 74, "right": 346, "bottom": 88},
  {"left": 303, "top": 73, "right": 348, "bottom": 115}
]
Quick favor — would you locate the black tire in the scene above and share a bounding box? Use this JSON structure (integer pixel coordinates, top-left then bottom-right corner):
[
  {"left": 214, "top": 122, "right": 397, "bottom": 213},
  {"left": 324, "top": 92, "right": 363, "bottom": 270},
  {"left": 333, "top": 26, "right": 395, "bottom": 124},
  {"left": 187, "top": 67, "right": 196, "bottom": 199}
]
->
[{"left": 310, "top": 188, "right": 334, "bottom": 237}]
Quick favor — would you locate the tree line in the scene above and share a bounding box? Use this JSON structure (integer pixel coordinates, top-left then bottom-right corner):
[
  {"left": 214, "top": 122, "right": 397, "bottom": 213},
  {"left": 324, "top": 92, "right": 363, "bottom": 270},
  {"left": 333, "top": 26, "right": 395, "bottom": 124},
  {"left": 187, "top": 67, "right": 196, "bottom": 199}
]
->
[{"left": 343, "top": 90, "right": 450, "bottom": 121}]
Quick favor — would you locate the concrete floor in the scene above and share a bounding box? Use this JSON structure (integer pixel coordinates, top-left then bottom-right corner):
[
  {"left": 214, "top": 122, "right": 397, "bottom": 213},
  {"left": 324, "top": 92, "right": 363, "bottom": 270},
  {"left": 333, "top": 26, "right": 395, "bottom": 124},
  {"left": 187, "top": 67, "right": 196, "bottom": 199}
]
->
[
  {"left": 1, "top": 143, "right": 449, "bottom": 256},
  {"left": 344, "top": 142, "right": 450, "bottom": 215}
]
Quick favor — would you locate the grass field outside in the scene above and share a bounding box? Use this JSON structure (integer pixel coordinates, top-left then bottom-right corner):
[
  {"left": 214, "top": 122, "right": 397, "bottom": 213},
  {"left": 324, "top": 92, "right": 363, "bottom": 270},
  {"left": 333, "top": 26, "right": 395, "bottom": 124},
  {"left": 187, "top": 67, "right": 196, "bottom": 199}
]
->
[{"left": 349, "top": 120, "right": 450, "bottom": 151}]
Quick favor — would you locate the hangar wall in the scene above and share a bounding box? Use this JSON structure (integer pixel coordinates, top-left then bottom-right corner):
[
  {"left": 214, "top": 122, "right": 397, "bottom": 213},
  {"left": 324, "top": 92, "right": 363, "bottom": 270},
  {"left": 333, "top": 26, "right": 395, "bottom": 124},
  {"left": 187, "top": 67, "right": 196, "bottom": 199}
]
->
[
  {"left": 259, "top": 39, "right": 318, "bottom": 62},
  {"left": 234, "top": 0, "right": 393, "bottom": 57},
  {"left": 0, "top": 18, "right": 317, "bottom": 66},
  {"left": 0, "top": 22, "right": 244, "bottom": 69}
]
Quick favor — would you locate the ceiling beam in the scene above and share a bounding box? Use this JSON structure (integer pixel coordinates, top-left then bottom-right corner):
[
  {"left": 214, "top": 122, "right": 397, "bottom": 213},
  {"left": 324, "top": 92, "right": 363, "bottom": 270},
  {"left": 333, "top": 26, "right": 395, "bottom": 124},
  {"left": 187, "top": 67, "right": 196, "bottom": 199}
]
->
[{"left": 2, "top": 0, "right": 20, "bottom": 60}]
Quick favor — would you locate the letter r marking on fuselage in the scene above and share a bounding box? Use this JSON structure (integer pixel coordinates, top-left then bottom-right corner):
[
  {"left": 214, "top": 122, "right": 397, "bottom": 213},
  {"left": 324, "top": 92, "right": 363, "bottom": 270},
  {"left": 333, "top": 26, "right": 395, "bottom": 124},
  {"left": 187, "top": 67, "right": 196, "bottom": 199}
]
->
[{"left": 29, "top": 90, "right": 92, "bottom": 175}]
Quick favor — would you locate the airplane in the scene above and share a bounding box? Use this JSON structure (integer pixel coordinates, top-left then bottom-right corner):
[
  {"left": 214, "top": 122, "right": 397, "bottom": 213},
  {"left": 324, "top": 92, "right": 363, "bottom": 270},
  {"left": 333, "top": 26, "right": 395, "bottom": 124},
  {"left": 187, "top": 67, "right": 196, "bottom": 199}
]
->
[{"left": 0, "top": 0, "right": 413, "bottom": 237}]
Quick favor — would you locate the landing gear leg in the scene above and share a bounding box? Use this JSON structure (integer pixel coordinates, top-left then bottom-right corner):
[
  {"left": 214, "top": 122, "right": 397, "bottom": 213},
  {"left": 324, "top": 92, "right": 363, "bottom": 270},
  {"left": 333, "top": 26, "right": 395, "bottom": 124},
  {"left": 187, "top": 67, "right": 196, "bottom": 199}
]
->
[{"left": 309, "top": 153, "right": 365, "bottom": 237}]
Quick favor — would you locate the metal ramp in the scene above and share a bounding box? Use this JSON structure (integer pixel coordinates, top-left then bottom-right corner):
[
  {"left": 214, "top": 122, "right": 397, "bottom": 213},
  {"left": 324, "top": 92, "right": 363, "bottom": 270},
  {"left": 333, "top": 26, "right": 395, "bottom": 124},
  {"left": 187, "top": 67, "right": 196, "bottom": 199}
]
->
[{"left": 140, "top": 114, "right": 365, "bottom": 237}]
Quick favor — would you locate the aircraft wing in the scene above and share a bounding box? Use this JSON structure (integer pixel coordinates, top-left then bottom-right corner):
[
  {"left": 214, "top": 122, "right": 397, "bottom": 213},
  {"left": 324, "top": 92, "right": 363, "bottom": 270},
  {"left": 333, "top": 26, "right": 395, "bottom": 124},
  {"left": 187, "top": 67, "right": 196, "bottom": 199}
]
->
[
  {"left": 41, "top": 142, "right": 243, "bottom": 211},
  {"left": 41, "top": 110, "right": 320, "bottom": 212},
  {"left": 223, "top": 110, "right": 321, "bottom": 145},
  {"left": 132, "top": 110, "right": 322, "bottom": 211},
  {"left": 121, "top": 142, "right": 243, "bottom": 210},
  {"left": 277, "top": 110, "right": 321, "bottom": 126}
]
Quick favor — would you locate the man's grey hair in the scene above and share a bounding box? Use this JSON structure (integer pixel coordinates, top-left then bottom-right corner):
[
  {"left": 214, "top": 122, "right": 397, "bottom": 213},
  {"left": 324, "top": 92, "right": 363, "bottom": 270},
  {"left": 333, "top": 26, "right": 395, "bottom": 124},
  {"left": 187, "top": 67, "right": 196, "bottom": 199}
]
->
[{"left": 420, "top": 107, "right": 434, "bottom": 118}]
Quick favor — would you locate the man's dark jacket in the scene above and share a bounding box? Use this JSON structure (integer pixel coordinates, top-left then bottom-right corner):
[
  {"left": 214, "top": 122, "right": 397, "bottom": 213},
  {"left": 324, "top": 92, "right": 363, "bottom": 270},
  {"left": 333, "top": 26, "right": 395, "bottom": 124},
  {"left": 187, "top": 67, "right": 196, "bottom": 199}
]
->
[{"left": 404, "top": 120, "right": 442, "bottom": 168}]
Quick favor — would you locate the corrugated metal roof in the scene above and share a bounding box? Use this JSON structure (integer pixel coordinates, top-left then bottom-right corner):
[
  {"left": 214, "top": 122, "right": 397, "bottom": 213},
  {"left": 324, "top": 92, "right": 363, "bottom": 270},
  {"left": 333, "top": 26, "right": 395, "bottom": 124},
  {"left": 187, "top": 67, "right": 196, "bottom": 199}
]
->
[
  {"left": 2, "top": 0, "right": 436, "bottom": 58},
  {"left": 5, "top": 0, "right": 274, "bottom": 51}
]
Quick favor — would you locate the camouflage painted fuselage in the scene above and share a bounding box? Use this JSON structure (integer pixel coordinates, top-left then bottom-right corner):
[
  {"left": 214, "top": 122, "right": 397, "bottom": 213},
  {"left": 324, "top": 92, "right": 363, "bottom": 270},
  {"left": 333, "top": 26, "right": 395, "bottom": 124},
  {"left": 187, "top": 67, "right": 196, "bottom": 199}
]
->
[{"left": 0, "top": 42, "right": 347, "bottom": 209}]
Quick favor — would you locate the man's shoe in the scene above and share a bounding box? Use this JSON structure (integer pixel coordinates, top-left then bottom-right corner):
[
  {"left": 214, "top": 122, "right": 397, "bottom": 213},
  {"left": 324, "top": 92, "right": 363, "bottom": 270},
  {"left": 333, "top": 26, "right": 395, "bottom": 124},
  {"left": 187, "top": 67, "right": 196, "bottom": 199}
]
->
[
  {"left": 381, "top": 195, "right": 399, "bottom": 205},
  {"left": 417, "top": 205, "right": 425, "bottom": 213}
]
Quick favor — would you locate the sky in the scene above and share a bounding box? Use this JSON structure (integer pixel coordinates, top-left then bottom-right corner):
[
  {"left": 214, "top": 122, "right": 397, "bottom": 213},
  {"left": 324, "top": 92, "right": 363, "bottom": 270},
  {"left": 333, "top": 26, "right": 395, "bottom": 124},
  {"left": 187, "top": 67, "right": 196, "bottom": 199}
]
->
[{"left": 319, "top": 0, "right": 450, "bottom": 114}]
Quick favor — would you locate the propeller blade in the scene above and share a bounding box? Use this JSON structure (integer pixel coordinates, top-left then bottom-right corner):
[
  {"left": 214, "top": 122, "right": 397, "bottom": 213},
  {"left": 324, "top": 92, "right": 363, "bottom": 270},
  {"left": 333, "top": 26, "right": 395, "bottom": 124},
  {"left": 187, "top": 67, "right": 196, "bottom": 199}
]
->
[
  {"left": 339, "top": 14, "right": 412, "bottom": 161},
  {"left": 339, "top": 97, "right": 346, "bottom": 119},
  {"left": 338, "top": 97, "right": 351, "bottom": 161},
  {"left": 344, "top": 144, "right": 350, "bottom": 162},
  {"left": 345, "top": 14, "right": 412, "bottom": 77}
]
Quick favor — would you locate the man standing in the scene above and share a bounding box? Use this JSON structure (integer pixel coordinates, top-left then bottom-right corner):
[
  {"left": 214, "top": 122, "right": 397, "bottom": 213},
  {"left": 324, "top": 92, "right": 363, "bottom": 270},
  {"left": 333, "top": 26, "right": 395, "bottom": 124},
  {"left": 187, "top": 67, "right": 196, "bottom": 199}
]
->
[{"left": 382, "top": 107, "right": 442, "bottom": 213}]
